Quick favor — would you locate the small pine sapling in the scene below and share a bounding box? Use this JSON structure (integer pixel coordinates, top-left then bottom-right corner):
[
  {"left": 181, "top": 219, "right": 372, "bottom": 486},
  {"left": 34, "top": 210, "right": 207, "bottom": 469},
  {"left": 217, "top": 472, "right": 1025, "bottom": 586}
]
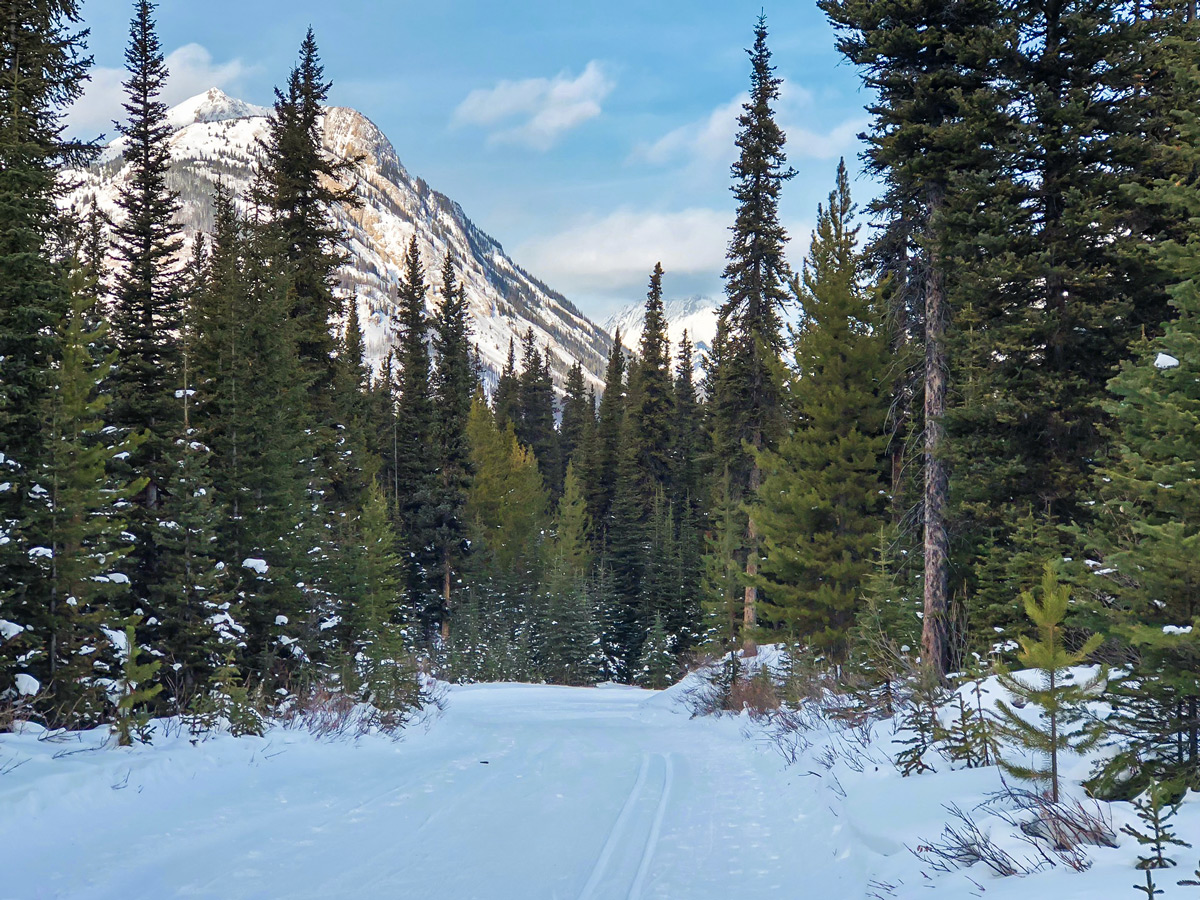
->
[
  {"left": 993, "top": 564, "right": 1106, "bottom": 802},
  {"left": 939, "top": 685, "right": 997, "bottom": 770},
  {"left": 112, "top": 619, "right": 163, "bottom": 746},
  {"left": 1135, "top": 870, "right": 1164, "bottom": 899},
  {"left": 895, "top": 669, "right": 946, "bottom": 776},
  {"left": 1122, "top": 781, "right": 1191, "bottom": 873}
]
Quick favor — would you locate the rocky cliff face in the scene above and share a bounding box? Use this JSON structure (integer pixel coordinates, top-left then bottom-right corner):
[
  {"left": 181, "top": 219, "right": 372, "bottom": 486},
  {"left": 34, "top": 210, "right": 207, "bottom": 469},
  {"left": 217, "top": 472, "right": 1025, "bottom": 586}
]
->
[{"left": 68, "top": 88, "right": 613, "bottom": 391}]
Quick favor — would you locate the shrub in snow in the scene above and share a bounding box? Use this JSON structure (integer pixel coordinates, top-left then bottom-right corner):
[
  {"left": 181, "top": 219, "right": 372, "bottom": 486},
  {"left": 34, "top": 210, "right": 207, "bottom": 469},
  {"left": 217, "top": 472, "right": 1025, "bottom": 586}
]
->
[{"left": 185, "top": 652, "right": 263, "bottom": 738}]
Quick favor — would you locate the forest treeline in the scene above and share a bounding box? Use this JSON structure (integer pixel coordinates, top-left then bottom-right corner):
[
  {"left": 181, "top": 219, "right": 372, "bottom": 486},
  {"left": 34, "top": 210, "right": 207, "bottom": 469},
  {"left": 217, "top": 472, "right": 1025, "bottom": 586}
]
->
[{"left": 1, "top": 0, "right": 1198, "bottom": 797}]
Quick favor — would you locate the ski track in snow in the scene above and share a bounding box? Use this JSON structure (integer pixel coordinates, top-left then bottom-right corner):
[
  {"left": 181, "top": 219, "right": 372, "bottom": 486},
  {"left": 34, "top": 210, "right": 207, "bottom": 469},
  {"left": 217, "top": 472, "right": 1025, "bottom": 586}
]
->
[{"left": 1, "top": 683, "right": 861, "bottom": 899}]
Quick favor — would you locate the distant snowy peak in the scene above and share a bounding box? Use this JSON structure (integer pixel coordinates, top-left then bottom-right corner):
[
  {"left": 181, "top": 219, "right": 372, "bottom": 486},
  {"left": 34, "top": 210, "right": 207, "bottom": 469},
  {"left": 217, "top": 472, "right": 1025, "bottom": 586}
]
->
[
  {"left": 166, "top": 88, "right": 271, "bottom": 131},
  {"left": 604, "top": 296, "right": 721, "bottom": 366},
  {"left": 68, "top": 89, "right": 613, "bottom": 393}
]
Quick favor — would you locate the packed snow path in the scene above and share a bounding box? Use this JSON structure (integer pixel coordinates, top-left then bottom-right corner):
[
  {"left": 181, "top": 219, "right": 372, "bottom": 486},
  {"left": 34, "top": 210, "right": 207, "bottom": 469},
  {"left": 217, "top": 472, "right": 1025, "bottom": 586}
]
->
[{"left": 0, "top": 683, "right": 864, "bottom": 899}]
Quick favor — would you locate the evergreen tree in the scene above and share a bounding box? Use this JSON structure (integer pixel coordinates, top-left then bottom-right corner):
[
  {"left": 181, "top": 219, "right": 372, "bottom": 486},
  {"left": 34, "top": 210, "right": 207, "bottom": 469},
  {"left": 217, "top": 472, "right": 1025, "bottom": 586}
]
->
[
  {"left": 516, "top": 329, "right": 559, "bottom": 495},
  {"left": 755, "top": 161, "right": 890, "bottom": 659},
  {"left": 393, "top": 236, "right": 438, "bottom": 635},
  {"left": 254, "top": 27, "right": 358, "bottom": 404},
  {"left": 587, "top": 332, "right": 626, "bottom": 537},
  {"left": 559, "top": 360, "right": 591, "bottom": 478},
  {"left": 112, "top": 617, "right": 162, "bottom": 746},
  {"left": 671, "top": 333, "right": 704, "bottom": 653},
  {"left": 635, "top": 614, "right": 675, "bottom": 689},
  {"left": 821, "top": 0, "right": 1008, "bottom": 676},
  {"left": 0, "top": 0, "right": 90, "bottom": 473},
  {"left": 993, "top": 565, "right": 1105, "bottom": 803},
  {"left": 540, "top": 465, "right": 601, "bottom": 685},
  {"left": 190, "top": 187, "right": 308, "bottom": 683},
  {"left": 24, "top": 275, "right": 145, "bottom": 726},
  {"left": 1086, "top": 125, "right": 1200, "bottom": 789},
  {"left": 707, "top": 17, "right": 794, "bottom": 654},
  {"left": 431, "top": 252, "right": 474, "bottom": 638},
  {"left": 0, "top": 0, "right": 93, "bottom": 703},
  {"left": 107, "top": 0, "right": 186, "bottom": 626},
  {"left": 492, "top": 338, "right": 520, "bottom": 429},
  {"left": 349, "top": 481, "right": 420, "bottom": 711},
  {"left": 627, "top": 263, "right": 675, "bottom": 495}
]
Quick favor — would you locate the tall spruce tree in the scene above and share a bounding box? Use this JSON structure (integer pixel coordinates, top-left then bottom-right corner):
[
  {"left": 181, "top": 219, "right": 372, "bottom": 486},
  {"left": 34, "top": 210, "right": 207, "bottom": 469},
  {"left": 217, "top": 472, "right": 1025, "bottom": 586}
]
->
[
  {"left": 393, "top": 236, "right": 438, "bottom": 635},
  {"left": 26, "top": 273, "right": 145, "bottom": 726},
  {"left": 0, "top": 0, "right": 92, "bottom": 698},
  {"left": 627, "top": 263, "right": 675, "bottom": 495},
  {"left": 254, "top": 28, "right": 357, "bottom": 405},
  {"left": 431, "top": 252, "right": 474, "bottom": 639},
  {"left": 559, "top": 361, "right": 591, "bottom": 478},
  {"left": 821, "top": 0, "right": 1008, "bottom": 675},
  {"left": 516, "top": 329, "right": 560, "bottom": 495},
  {"left": 587, "top": 331, "right": 626, "bottom": 539},
  {"left": 108, "top": 0, "right": 187, "bottom": 645},
  {"left": 1086, "top": 86, "right": 1200, "bottom": 788},
  {"left": 708, "top": 16, "right": 794, "bottom": 654},
  {"left": 755, "top": 161, "right": 890, "bottom": 659},
  {"left": 492, "top": 338, "right": 520, "bottom": 429}
]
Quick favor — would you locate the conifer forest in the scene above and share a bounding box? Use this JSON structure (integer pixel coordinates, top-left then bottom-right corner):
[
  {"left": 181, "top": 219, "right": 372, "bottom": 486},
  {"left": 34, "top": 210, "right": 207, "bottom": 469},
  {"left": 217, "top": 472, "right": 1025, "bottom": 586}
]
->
[{"left": 3, "top": 1, "right": 1200, "bottom": 897}]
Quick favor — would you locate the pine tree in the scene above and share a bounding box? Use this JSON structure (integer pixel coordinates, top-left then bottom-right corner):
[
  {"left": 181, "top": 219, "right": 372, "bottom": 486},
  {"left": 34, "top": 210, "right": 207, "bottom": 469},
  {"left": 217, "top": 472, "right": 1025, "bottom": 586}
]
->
[
  {"left": 24, "top": 273, "right": 145, "bottom": 727},
  {"left": 755, "top": 161, "right": 890, "bottom": 659},
  {"left": 254, "top": 27, "right": 358, "bottom": 404},
  {"left": 1122, "top": 781, "right": 1191, "bottom": 876},
  {"left": 1084, "top": 45, "right": 1200, "bottom": 792},
  {"left": 350, "top": 481, "right": 420, "bottom": 711},
  {"left": 0, "top": 0, "right": 90, "bottom": 478},
  {"left": 635, "top": 614, "right": 675, "bottom": 689},
  {"left": 627, "top": 263, "right": 675, "bottom": 495},
  {"left": 189, "top": 186, "right": 308, "bottom": 684},
  {"left": 540, "top": 465, "right": 601, "bottom": 685},
  {"left": 393, "top": 236, "right": 438, "bottom": 635},
  {"left": 516, "top": 329, "right": 560, "bottom": 495},
  {"left": 993, "top": 565, "right": 1105, "bottom": 803},
  {"left": 492, "top": 338, "right": 520, "bottom": 429},
  {"left": 559, "top": 360, "right": 591, "bottom": 481},
  {"left": 821, "top": 0, "right": 1009, "bottom": 677},
  {"left": 587, "top": 332, "right": 626, "bottom": 538},
  {"left": 107, "top": 0, "right": 185, "bottom": 631},
  {"left": 431, "top": 252, "right": 474, "bottom": 640},
  {"left": 464, "top": 392, "right": 549, "bottom": 657},
  {"left": 707, "top": 17, "right": 794, "bottom": 655},
  {"left": 112, "top": 617, "right": 163, "bottom": 746}
]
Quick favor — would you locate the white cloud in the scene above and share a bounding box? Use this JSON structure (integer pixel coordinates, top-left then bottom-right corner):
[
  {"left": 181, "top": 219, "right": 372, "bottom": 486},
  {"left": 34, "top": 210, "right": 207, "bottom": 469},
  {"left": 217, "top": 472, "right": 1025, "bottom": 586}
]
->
[
  {"left": 515, "top": 207, "right": 730, "bottom": 295},
  {"left": 633, "top": 94, "right": 746, "bottom": 166},
  {"left": 633, "top": 80, "right": 861, "bottom": 169},
  {"left": 67, "top": 43, "right": 254, "bottom": 138},
  {"left": 453, "top": 61, "right": 614, "bottom": 150},
  {"left": 787, "top": 117, "right": 870, "bottom": 159}
]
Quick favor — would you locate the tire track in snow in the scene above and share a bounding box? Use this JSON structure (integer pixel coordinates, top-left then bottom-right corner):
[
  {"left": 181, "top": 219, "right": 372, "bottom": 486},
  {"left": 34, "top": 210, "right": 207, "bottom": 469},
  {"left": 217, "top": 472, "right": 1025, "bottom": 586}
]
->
[
  {"left": 577, "top": 752, "right": 651, "bottom": 900},
  {"left": 629, "top": 753, "right": 674, "bottom": 900}
]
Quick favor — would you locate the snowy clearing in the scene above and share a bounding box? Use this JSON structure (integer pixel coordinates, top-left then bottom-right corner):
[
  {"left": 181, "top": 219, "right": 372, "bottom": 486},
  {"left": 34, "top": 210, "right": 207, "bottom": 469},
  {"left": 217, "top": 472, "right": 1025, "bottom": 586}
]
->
[{"left": 2, "top": 678, "right": 1197, "bottom": 899}]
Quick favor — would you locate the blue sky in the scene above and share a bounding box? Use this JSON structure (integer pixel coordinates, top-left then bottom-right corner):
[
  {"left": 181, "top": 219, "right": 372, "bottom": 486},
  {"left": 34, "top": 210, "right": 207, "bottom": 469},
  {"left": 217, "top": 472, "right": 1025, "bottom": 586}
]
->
[{"left": 72, "top": 0, "right": 874, "bottom": 319}]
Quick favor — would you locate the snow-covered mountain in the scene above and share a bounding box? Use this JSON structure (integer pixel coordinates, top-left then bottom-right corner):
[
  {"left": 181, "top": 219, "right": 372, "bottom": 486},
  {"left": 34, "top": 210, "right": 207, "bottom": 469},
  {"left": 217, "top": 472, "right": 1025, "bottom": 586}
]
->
[
  {"left": 604, "top": 295, "right": 720, "bottom": 370},
  {"left": 67, "top": 88, "right": 613, "bottom": 391}
]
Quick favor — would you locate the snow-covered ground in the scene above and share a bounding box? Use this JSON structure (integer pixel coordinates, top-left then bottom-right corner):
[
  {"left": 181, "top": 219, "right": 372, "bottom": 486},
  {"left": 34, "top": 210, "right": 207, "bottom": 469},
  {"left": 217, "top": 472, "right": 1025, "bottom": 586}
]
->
[{"left": 2, "top": 674, "right": 1197, "bottom": 898}]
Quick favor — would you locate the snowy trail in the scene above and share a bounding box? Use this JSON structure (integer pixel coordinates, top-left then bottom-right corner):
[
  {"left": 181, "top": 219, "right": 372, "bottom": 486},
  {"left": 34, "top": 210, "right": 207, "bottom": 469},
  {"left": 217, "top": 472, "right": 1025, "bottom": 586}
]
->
[{"left": 0, "top": 683, "right": 868, "bottom": 899}]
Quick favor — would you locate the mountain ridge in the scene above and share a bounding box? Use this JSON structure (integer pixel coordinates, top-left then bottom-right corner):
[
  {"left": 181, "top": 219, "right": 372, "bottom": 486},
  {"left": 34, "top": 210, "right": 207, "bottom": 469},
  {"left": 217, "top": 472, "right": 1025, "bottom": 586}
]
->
[{"left": 68, "top": 88, "right": 613, "bottom": 391}]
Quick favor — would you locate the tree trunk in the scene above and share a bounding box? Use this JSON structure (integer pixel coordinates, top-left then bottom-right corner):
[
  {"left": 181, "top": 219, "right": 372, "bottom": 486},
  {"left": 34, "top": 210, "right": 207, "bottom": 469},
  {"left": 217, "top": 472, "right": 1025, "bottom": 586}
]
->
[
  {"left": 922, "top": 191, "right": 950, "bottom": 679},
  {"left": 743, "top": 463, "right": 760, "bottom": 657},
  {"left": 440, "top": 553, "right": 452, "bottom": 642}
]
